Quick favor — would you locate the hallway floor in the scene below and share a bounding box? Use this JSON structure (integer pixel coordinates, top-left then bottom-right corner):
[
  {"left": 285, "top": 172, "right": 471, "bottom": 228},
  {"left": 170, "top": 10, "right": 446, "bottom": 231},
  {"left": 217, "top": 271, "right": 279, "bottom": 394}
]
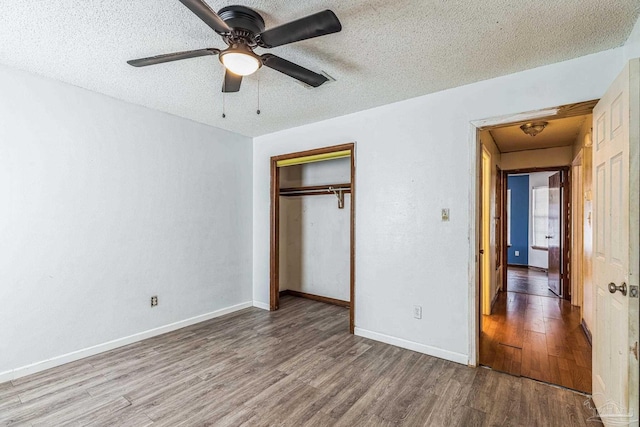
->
[
  {"left": 480, "top": 291, "right": 592, "bottom": 393},
  {"left": 506, "top": 266, "right": 557, "bottom": 297}
]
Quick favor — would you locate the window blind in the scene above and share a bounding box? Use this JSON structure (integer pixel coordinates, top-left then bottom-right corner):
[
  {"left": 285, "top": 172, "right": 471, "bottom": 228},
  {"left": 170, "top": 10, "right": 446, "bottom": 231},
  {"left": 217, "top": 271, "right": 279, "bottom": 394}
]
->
[{"left": 532, "top": 186, "right": 549, "bottom": 248}]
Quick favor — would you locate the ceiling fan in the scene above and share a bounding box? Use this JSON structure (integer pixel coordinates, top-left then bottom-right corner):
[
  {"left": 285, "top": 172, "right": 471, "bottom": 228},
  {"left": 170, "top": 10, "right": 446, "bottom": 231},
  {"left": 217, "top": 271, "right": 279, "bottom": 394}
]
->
[{"left": 127, "top": 0, "right": 342, "bottom": 93}]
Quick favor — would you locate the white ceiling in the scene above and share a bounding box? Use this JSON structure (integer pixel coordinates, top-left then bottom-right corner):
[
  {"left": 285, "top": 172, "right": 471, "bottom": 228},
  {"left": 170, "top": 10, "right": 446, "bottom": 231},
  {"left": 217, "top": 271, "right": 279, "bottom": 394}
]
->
[
  {"left": 0, "top": 1, "right": 638, "bottom": 137},
  {"left": 491, "top": 115, "right": 588, "bottom": 153}
]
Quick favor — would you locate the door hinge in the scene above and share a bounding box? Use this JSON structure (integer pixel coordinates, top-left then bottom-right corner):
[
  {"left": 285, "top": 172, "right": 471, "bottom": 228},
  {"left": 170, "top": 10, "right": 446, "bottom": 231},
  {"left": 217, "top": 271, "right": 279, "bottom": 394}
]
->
[{"left": 633, "top": 341, "right": 638, "bottom": 361}]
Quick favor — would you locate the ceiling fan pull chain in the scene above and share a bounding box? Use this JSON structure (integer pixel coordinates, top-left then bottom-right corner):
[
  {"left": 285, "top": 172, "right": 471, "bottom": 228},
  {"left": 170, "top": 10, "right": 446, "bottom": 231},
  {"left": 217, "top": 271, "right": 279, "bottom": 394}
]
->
[
  {"left": 256, "top": 74, "right": 261, "bottom": 115},
  {"left": 222, "top": 91, "right": 226, "bottom": 118}
]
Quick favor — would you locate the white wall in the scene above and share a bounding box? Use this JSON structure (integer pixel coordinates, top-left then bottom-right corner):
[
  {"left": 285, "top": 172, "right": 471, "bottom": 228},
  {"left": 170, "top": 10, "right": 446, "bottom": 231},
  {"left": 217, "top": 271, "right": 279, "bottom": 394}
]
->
[
  {"left": 253, "top": 47, "right": 625, "bottom": 364},
  {"left": 501, "top": 146, "right": 573, "bottom": 170},
  {"left": 624, "top": 14, "right": 640, "bottom": 61},
  {"left": 279, "top": 196, "right": 351, "bottom": 301},
  {"left": 0, "top": 64, "right": 253, "bottom": 379},
  {"left": 279, "top": 160, "right": 351, "bottom": 301},
  {"left": 528, "top": 171, "right": 556, "bottom": 269}
]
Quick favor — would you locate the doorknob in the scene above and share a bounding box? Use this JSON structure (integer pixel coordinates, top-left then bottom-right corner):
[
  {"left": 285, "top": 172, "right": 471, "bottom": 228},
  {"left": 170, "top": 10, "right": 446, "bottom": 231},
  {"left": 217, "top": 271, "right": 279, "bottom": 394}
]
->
[{"left": 608, "top": 282, "right": 627, "bottom": 296}]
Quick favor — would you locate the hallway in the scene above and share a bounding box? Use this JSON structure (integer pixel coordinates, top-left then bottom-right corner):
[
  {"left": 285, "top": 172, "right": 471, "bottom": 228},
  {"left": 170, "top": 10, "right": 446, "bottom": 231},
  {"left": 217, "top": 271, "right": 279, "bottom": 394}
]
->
[{"left": 480, "top": 290, "right": 592, "bottom": 393}]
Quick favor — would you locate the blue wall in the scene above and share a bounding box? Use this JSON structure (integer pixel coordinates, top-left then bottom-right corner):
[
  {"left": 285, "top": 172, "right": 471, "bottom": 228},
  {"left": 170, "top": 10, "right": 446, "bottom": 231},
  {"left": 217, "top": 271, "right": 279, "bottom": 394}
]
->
[{"left": 508, "top": 175, "right": 529, "bottom": 265}]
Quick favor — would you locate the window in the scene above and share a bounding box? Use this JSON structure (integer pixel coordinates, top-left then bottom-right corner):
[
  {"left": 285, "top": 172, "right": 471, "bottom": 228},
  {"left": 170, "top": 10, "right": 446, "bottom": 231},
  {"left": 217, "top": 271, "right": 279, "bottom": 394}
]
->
[
  {"left": 506, "top": 189, "right": 511, "bottom": 246},
  {"left": 532, "top": 186, "right": 549, "bottom": 248}
]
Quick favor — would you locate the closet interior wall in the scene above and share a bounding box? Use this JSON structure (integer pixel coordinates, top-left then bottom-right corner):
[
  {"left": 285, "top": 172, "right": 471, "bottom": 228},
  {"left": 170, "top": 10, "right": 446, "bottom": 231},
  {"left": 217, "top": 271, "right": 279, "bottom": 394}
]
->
[{"left": 279, "top": 158, "right": 351, "bottom": 302}]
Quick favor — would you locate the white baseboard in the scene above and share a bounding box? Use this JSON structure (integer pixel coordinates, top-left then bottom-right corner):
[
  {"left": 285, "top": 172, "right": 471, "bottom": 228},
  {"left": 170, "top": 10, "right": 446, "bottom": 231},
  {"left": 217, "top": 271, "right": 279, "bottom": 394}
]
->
[
  {"left": 0, "top": 301, "right": 253, "bottom": 384},
  {"left": 354, "top": 327, "right": 468, "bottom": 365},
  {"left": 253, "top": 301, "right": 270, "bottom": 310}
]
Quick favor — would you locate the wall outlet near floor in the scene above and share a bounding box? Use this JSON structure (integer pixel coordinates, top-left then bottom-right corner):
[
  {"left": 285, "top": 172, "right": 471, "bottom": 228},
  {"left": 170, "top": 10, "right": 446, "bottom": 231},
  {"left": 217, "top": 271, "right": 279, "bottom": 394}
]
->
[
  {"left": 515, "top": 251, "right": 520, "bottom": 256},
  {"left": 413, "top": 305, "right": 422, "bottom": 319},
  {"left": 441, "top": 208, "right": 450, "bottom": 221},
  {"left": 151, "top": 296, "right": 158, "bottom": 307}
]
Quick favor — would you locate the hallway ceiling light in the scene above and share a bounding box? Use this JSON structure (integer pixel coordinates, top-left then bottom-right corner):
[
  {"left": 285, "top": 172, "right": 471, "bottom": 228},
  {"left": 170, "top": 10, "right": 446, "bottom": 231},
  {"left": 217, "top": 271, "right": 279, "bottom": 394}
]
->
[{"left": 519, "top": 121, "right": 548, "bottom": 137}]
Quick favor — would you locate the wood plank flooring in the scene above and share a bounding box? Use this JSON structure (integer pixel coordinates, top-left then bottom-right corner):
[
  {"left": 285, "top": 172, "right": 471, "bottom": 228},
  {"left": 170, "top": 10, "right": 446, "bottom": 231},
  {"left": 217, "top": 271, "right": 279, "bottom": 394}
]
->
[
  {"left": 506, "top": 266, "right": 557, "bottom": 297},
  {"left": 1, "top": 296, "right": 600, "bottom": 426},
  {"left": 480, "top": 292, "right": 592, "bottom": 394}
]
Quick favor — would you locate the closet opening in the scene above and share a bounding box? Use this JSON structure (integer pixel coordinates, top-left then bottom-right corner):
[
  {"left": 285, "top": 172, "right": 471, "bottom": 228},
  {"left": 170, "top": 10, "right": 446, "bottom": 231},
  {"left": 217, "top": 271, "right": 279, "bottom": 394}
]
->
[{"left": 270, "top": 143, "right": 356, "bottom": 333}]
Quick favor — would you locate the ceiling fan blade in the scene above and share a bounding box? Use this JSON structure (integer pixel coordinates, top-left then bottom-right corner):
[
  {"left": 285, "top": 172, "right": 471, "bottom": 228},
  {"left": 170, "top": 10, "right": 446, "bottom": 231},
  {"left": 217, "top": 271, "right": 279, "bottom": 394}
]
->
[
  {"left": 178, "top": 0, "right": 232, "bottom": 34},
  {"left": 258, "top": 10, "right": 341, "bottom": 48},
  {"left": 222, "top": 70, "right": 242, "bottom": 92},
  {"left": 127, "top": 48, "right": 220, "bottom": 67},
  {"left": 261, "top": 54, "right": 328, "bottom": 87}
]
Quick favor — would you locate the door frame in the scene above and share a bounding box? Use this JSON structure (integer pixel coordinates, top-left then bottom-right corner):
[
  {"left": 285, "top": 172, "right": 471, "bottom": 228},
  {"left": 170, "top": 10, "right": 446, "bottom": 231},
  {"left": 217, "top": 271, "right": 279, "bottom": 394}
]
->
[
  {"left": 480, "top": 146, "right": 492, "bottom": 315},
  {"left": 501, "top": 166, "right": 571, "bottom": 300},
  {"left": 468, "top": 100, "right": 597, "bottom": 366},
  {"left": 571, "top": 150, "right": 584, "bottom": 312},
  {"left": 269, "top": 142, "right": 356, "bottom": 333},
  {"left": 495, "top": 165, "right": 504, "bottom": 292}
]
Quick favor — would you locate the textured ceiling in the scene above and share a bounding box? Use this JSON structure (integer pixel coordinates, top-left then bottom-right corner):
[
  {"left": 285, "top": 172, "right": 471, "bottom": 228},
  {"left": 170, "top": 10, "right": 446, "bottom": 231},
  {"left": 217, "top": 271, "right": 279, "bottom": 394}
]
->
[
  {"left": 0, "top": 1, "right": 638, "bottom": 137},
  {"left": 491, "top": 115, "right": 588, "bottom": 153}
]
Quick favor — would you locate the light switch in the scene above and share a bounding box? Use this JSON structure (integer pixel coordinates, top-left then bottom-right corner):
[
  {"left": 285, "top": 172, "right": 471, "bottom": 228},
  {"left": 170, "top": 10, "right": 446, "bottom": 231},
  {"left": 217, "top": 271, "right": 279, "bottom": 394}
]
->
[
  {"left": 441, "top": 208, "right": 450, "bottom": 221},
  {"left": 413, "top": 305, "right": 422, "bottom": 319}
]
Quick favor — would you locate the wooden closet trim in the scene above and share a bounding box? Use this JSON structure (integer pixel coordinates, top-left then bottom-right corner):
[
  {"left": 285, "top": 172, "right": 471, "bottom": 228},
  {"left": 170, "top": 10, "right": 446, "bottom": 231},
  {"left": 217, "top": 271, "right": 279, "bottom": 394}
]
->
[{"left": 271, "top": 143, "right": 355, "bottom": 163}]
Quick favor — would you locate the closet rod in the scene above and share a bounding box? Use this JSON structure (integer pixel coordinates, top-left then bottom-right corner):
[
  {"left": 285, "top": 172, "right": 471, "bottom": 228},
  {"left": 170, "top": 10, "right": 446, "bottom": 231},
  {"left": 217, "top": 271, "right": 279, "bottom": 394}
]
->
[
  {"left": 280, "top": 187, "right": 350, "bottom": 194},
  {"left": 279, "top": 183, "right": 351, "bottom": 197}
]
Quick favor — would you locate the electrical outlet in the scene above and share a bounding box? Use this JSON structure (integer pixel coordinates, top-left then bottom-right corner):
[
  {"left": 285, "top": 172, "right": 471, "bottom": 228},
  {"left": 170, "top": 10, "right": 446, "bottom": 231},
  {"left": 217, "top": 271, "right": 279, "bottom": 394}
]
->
[
  {"left": 413, "top": 305, "right": 422, "bottom": 319},
  {"left": 151, "top": 296, "right": 158, "bottom": 307},
  {"left": 441, "top": 208, "right": 450, "bottom": 222},
  {"left": 515, "top": 251, "right": 520, "bottom": 256}
]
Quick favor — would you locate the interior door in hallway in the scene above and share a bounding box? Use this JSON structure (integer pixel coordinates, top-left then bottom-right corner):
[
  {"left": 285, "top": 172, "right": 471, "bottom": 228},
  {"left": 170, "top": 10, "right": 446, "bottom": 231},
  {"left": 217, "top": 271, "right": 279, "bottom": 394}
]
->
[
  {"left": 547, "top": 172, "right": 562, "bottom": 296},
  {"left": 592, "top": 59, "right": 639, "bottom": 427}
]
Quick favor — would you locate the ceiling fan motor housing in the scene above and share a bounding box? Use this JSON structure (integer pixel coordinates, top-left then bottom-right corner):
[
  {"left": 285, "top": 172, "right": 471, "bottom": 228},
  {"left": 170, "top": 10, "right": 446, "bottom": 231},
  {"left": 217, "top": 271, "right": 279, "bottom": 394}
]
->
[{"left": 218, "top": 5, "right": 265, "bottom": 45}]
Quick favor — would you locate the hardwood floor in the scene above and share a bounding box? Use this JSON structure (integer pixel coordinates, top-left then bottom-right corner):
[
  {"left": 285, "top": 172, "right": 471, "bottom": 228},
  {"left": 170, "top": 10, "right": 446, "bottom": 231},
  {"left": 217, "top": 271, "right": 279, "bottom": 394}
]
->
[
  {"left": 480, "top": 292, "right": 592, "bottom": 394},
  {"left": 1, "top": 296, "right": 600, "bottom": 426},
  {"left": 506, "top": 266, "right": 557, "bottom": 297}
]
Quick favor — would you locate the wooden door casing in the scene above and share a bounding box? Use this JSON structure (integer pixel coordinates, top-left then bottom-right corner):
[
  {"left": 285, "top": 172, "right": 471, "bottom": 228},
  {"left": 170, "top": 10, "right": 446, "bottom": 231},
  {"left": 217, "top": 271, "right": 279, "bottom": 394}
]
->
[{"left": 495, "top": 165, "right": 502, "bottom": 270}]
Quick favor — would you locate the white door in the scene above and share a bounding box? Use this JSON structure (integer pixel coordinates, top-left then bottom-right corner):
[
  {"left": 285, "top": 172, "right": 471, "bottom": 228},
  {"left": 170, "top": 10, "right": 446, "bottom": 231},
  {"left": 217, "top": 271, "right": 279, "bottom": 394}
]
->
[{"left": 592, "top": 59, "right": 639, "bottom": 427}]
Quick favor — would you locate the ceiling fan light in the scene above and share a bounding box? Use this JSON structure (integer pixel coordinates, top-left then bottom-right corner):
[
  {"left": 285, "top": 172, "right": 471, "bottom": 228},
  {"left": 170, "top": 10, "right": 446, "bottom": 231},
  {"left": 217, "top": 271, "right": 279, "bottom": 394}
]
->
[{"left": 220, "top": 52, "right": 260, "bottom": 76}]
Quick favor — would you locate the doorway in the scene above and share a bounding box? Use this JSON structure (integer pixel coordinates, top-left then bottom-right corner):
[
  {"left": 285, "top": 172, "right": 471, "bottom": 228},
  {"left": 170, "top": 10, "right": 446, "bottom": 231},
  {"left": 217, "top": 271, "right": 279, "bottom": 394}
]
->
[
  {"left": 270, "top": 143, "right": 356, "bottom": 333},
  {"left": 476, "top": 110, "right": 594, "bottom": 393},
  {"left": 504, "top": 167, "right": 570, "bottom": 299},
  {"left": 472, "top": 60, "right": 639, "bottom": 423}
]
